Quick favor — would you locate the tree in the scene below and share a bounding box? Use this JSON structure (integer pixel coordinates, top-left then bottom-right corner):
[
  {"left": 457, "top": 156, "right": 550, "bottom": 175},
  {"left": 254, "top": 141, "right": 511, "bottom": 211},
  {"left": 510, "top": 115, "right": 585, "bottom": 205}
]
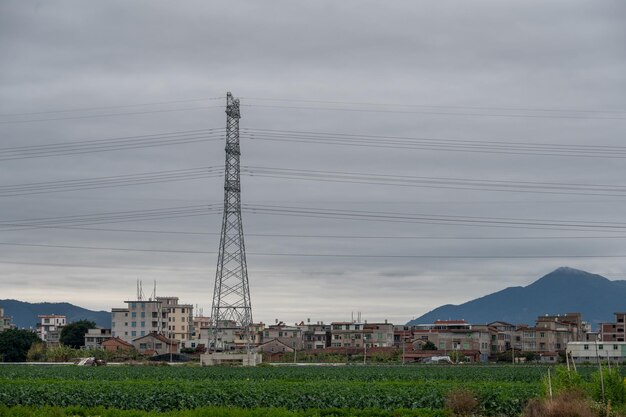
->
[
  {"left": 0, "top": 329, "right": 40, "bottom": 362},
  {"left": 422, "top": 341, "right": 437, "bottom": 350},
  {"left": 60, "top": 320, "right": 96, "bottom": 348}
]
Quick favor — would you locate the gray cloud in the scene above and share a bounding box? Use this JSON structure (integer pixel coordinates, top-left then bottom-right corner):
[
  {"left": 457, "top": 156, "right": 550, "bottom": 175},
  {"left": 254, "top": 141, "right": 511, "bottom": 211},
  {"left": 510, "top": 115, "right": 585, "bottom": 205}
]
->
[{"left": 1, "top": 0, "right": 625, "bottom": 325}]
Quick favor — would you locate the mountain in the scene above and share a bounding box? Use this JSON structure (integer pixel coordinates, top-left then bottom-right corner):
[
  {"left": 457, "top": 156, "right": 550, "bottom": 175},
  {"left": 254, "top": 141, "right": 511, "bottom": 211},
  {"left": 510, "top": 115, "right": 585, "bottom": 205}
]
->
[
  {"left": 408, "top": 267, "right": 626, "bottom": 328},
  {"left": 0, "top": 299, "right": 111, "bottom": 329}
]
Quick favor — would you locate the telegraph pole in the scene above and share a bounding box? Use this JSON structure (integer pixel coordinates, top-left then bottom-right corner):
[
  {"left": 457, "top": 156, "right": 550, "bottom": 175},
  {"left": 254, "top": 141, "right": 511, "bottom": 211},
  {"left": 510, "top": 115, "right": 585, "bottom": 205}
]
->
[{"left": 211, "top": 92, "right": 252, "bottom": 352}]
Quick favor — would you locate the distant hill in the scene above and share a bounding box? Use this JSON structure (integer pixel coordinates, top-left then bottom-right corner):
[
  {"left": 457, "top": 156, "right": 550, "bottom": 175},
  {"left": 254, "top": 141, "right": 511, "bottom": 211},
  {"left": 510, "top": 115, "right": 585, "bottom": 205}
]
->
[
  {"left": 408, "top": 267, "right": 626, "bottom": 328},
  {"left": 0, "top": 299, "right": 111, "bottom": 329}
]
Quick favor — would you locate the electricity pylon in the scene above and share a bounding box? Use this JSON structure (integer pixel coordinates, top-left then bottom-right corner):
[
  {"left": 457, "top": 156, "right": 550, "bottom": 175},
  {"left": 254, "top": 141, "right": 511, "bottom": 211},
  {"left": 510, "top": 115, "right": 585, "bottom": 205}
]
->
[{"left": 211, "top": 92, "right": 252, "bottom": 351}]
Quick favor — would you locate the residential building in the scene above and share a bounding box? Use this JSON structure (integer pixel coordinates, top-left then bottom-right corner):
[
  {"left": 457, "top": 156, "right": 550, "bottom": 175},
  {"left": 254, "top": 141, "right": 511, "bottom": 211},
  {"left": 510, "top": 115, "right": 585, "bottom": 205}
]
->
[
  {"left": 192, "top": 316, "right": 211, "bottom": 339},
  {"left": 257, "top": 338, "right": 294, "bottom": 354},
  {"left": 600, "top": 312, "right": 626, "bottom": 342},
  {"left": 111, "top": 300, "right": 166, "bottom": 342},
  {"left": 364, "top": 322, "right": 395, "bottom": 347},
  {"left": 0, "top": 307, "right": 13, "bottom": 332},
  {"left": 132, "top": 332, "right": 179, "bottom": 356},
  {"left": 330, "top": 322, "right": 366, "bottom": 348},
  {"left": 299, "top": 322, "right": 330, "bottom": 350},
  {"left": 157, "top": 296, "right": 193, "bottom": 342},
  {"left": 102, "top": 337, "right": 135, "bottom": 353},
  {"left": 262, "top": 322, "right": 303, "bottom": 350},
  {"left": 36, "top": 315, "right": 66, "bottom": 343},
  {"left": 567, "top": 341, "right": 626, "bottom": 363},
  {"left": 84, "top": 328, "right": 112, "bottom": 349}
]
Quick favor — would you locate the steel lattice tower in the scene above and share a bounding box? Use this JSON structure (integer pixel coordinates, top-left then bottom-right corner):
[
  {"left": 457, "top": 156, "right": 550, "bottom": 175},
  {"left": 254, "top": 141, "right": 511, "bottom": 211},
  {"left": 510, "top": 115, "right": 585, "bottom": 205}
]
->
[{"left": 211, "top": 92, "right": 252, "bottom": 351}]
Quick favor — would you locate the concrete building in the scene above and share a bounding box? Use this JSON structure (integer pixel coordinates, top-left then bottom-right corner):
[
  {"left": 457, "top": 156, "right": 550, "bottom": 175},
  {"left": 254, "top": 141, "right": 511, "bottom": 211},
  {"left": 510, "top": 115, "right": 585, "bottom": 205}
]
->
[
  {"left": 157, "top": 296, "right": 193, "bottom": 342},
  {"left": 192, "top": 316, "right": 211, "bottom": 339},
  {"left": 364, "top": 322, "right": 395, "bottom": 347},
  {"left": 330, "top": 322, "right": 366, "bottom": 348},
  {"left": 600, "top": 312, "right": 626, "bottom": 342},
  {"left": 567, "top": 341, "right": 626, "bottom": 363},
  {"left": 84, "top": 328, "right": 112, "bottom": 349},
  {"left": 262, "top": 322, "right": 303, "bottom": 350},
  {"left": 111, "top": 300, "right": 166, "bottom": 342},
  {"left": 132, "top": 332, "right": 179, "bottom": 356},
  {"left": 0, "top": 307, "right": 13, "bottom": 332},
  {"left": 300, "top": 322, "right": 330, "bottom": 350},
  {"left": 36, "top": 315, "right": 66, "bottom": 343}
]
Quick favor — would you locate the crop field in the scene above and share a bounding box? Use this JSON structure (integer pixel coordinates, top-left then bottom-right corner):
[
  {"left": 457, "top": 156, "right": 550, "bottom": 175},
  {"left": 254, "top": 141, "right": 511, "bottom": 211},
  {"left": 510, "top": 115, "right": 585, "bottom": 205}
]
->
[{"left": 0, "top": 364, "right": 621, "bottom": 416}]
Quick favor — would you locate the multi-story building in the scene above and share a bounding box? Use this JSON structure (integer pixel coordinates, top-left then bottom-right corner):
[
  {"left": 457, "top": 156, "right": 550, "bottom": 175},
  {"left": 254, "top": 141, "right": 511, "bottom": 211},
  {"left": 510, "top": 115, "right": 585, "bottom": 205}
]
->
[
  {"left": 192, "top": 316, "right": 212, "bottom": 339},
  {"left": 36, "top": 315, "right": 66, "bottom": 343},
  {"left": 262, "top": 322, "right": 304, "bottom": 350},
  {"left": 330, "top": 322, "right": 366, "bottom": 348},
  {"left": 364, "top": 322, "right": 394, "bottom": 347},
  {"left": 0, "top": 307, "right": 13, "bottom": 332},
  {"left": 600, "top": 312, "right": 626, "bottom": 342},
  {"left": 111, "top": 300, "right": 165, "bottom": 342},
  {"left": 84, "top": 328, "right": 112, "bottom": 349},
  {"left": 158, "top": 297, "right": 193, "bottom": 342},
  {"left": 300, "top": 322, "right": 330, "bottom": 350}
]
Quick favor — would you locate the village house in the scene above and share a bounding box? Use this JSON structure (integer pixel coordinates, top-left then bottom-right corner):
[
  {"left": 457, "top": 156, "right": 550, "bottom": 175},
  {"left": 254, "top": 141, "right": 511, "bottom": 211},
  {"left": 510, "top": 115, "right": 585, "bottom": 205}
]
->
[
  {"left": 132, "top": 332, "right": 179, "bottom": 356},
  {"left": 84, "top": 328, "right": 112, "bottom": 349},
  {"left": 101, "top": 336, "right": 134, "bottom": 353}
]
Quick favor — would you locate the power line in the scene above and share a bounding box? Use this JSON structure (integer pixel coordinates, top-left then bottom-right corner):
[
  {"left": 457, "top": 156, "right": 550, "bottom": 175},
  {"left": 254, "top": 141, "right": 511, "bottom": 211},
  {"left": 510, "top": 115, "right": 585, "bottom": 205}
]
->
[
  {"left": 0, "top": 96, "right": 225, "bottom": 117},
  {"left": 8, "top": 223, "right": 626, "bottom": 241},
  {"left": 241, "top": 103, "right": 626, "bottom": 121},
  {"left": 0, "top": 105, "right": 224, "bottom": 124},
  {"left": 0, "top": 129, "right": 225, "bottom": 161},
  {"left": 0, "top": 204, "right": 222, "bottom": 231},
  {"left": 242, "top": 204, "right": 626, "bottom": 232},
  {"left": 241, "top": 129, "right": 626, "bottom": 159},
  {"left": 241, "top": 96, "right": 626, "bottom": 116},
  {"left": 0, "top": 166, "right": 223, "bottom": 197},
  {"left": 2, "top": 241, "right": 626, "bottom": 259},
  {"left": 243, "top": 166, "right": 626, "bottom": 197}
]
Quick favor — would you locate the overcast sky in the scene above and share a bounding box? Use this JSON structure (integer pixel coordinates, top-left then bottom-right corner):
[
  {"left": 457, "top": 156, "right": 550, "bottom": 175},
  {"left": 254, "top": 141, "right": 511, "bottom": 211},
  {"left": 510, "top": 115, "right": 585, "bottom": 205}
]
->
[{"left": 1, "top": 0, "right": 625, "bottom": 325}]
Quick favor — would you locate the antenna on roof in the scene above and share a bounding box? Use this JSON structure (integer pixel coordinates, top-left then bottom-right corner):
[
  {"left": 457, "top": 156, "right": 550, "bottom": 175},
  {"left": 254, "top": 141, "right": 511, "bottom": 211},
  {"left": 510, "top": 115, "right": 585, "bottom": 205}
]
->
[
  {"left": 150, "top": 280, "right": 157, "bottom": 301},
  {"left": 137, "top": 279, "right": 145, "bottom": 301}
]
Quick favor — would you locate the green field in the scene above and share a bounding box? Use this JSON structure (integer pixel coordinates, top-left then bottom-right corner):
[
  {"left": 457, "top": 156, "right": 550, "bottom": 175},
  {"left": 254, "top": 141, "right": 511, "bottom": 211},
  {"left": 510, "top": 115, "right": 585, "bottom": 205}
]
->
[{"left": 0, "top": 364, "right": 621, "bottom": 416}]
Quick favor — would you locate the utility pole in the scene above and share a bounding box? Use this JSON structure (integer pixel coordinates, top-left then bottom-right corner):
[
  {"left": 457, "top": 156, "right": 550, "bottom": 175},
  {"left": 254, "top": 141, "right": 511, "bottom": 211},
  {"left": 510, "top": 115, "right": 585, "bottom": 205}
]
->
[{"left": 211, "top": 92, "right": 253, "bottom": 353}]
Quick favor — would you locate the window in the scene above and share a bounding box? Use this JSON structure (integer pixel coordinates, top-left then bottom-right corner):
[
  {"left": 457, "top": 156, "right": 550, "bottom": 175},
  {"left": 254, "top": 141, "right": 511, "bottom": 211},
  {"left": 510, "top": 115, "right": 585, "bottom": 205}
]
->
[
  {"left": 140, "top": 343, "right": 147, "bottom": 349},
  {"left": 131, "top": 312, "right": 137, "bottom": 318},
  {"left": 140, "top": 331, "right": 145, "bottom": 336},
  {"left": 131, "top": 322, "right": 136, "bottom": 327},
  {"left": 44, "top": 318, "right": 50, "bottom": 324},
  {"left": 614, "top": 345, "right": 619, "bottom": 350},
  {"left": 141, "top": 312, "right": 145, "bottom": 318},
  {"left": 131, "top": 331, "right": 136, "bottom": 337},
  {"left": 599, "top": 344, "right": 604, "bottom": 350},
  {"left": 112, "top": 322, "right": 115, "bottom": 327},
  {"left": 583, "top": 344, "right": 589, "bottom": 350},
  {"left": 141, "top": 321, "right": 145, "bottom": 327},
  {"left": 155, "top": 343, "right": 163, "bottom": 349},
  {"left": 540, "top": 332, "right": 545, "bottom": 338},
  {"left": 131, "top": 303, "right": 136, "bottom": 309}
]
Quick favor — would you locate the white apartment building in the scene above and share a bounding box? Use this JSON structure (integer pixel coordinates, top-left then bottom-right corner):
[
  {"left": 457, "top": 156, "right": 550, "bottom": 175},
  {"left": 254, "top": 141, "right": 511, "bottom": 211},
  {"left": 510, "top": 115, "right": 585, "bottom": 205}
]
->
[
  {"left": 567, "top": 341, "right": 626, "bottom": 363},
  {"left": 111, "top": 300, "right": 166, "bottom": 342},
  {"left": 36, "top": 314, "right": 66, "bottom": 342},
  {"left": 157, "top": 297, "right": 193, "bottom": 341}
]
